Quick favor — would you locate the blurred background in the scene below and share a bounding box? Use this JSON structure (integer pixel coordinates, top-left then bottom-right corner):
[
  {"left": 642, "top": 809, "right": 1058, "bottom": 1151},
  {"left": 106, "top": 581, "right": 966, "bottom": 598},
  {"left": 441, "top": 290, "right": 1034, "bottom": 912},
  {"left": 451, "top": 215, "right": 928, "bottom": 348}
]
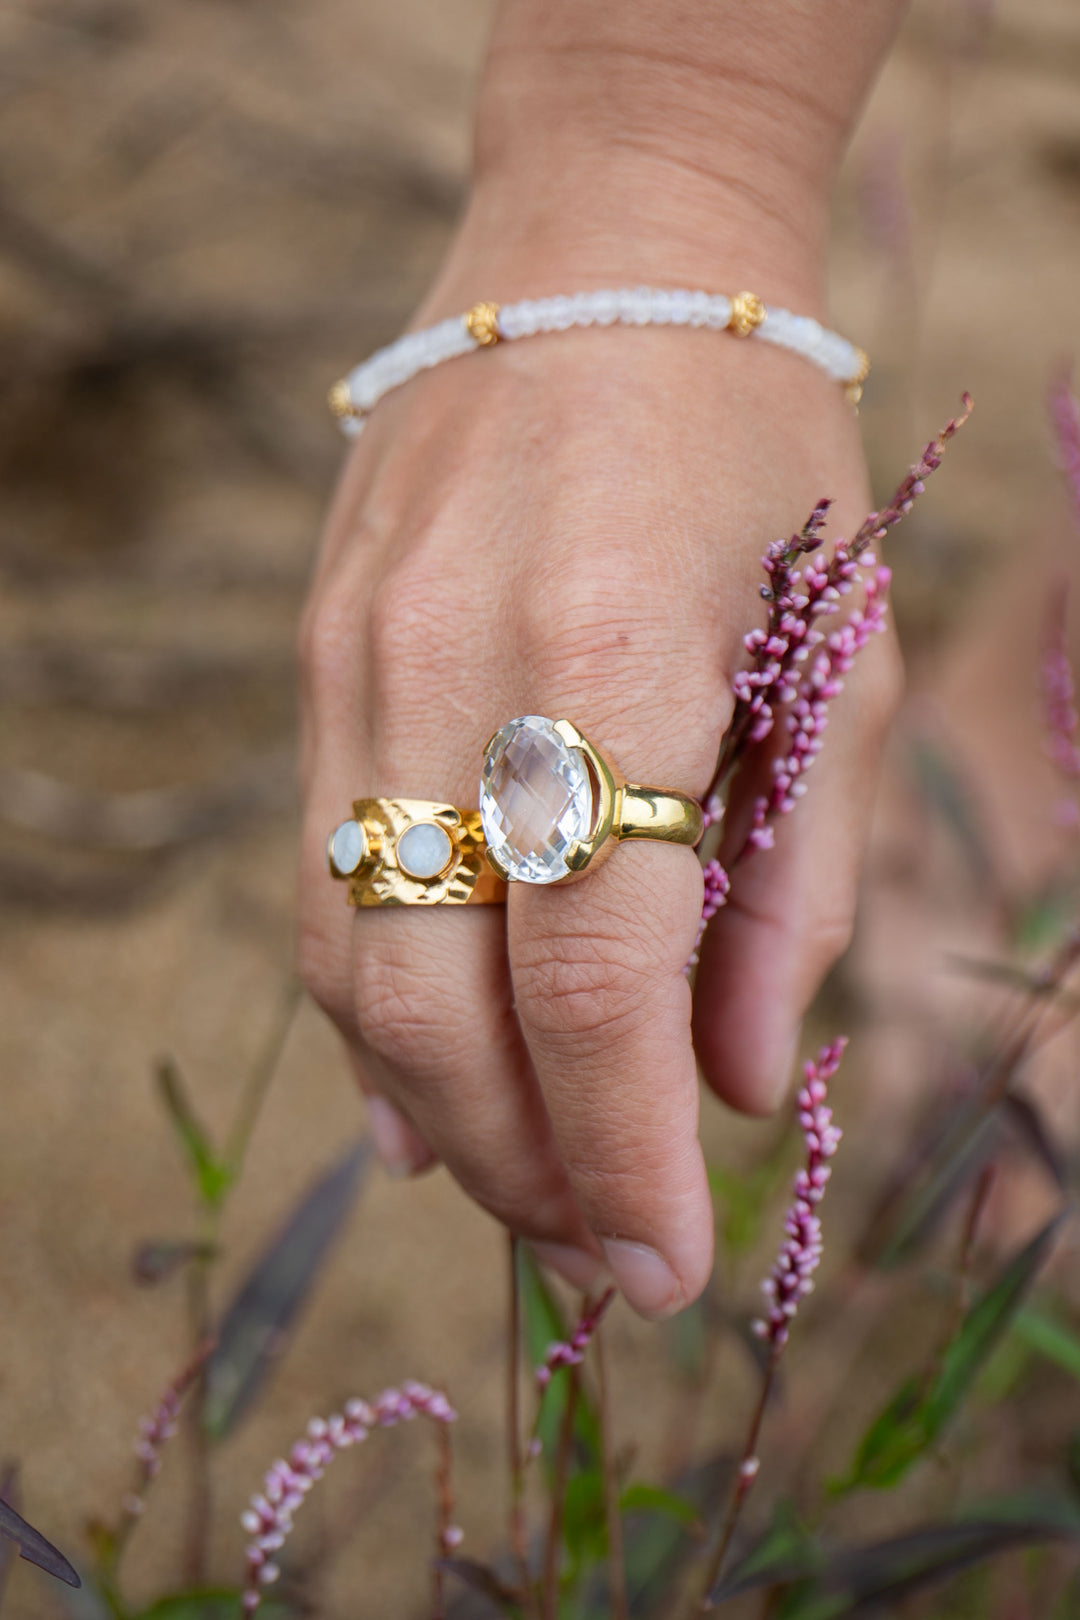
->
[{"left": 2, "top": 0, "right": 1080, "bottom": 1614}]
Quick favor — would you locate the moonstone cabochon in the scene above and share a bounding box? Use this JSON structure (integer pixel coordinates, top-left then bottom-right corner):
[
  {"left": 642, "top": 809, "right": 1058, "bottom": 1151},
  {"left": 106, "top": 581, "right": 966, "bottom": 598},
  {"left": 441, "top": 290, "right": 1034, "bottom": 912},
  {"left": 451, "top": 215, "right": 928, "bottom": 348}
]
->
[
  {"left": 395, "top": 820, "right": 454, "bottom": 880},
  {"left": 330, "top": 818, "right": 367, "bottom": 876},
  {"left": 480, "top": 715, "right": 593, "bottom": 884}
]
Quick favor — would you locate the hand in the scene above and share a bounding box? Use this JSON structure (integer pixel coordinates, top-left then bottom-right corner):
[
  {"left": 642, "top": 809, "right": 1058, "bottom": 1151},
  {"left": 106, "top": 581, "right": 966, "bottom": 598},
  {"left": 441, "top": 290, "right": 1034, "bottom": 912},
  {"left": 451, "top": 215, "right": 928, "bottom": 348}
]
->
[{"left": 297, "top": 0, "right": 906, "bottom": 1318}]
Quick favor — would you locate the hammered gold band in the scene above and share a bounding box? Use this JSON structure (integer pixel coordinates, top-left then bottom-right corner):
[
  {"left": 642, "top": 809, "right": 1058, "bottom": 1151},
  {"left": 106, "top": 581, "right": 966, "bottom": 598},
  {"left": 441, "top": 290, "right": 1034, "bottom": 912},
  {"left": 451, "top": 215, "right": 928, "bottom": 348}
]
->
[{"left": 328, "top": 798, "right": 507, "bottom": 906}]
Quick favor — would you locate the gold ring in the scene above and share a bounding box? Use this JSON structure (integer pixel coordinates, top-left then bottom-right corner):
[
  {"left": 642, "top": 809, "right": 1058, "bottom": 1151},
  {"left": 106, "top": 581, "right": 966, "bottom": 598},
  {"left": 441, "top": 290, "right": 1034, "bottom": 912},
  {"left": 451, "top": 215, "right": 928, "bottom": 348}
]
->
[
  {"left": 328, "top": 798, "right": 507, "bottom": 906},
  {"left": 479, "top": 715, "right": 704, "bottom": 885}
]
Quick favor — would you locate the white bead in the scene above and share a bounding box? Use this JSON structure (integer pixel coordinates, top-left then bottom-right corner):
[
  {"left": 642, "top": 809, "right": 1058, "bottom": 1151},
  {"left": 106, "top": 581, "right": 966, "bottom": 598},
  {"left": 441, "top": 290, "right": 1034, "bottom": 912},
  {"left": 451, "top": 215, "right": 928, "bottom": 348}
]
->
[
  {"left": 649, "top": 288, "right": 674, "bottom": 323},
  {"left": 703, "top": 296, "right": 729, "bottom": 330},
  {"left": 568, "top": 292, "right": 594, "bottom": 326},
  {"left": 549, "top": 294, "right": 574, "bottom": 329},
  {"left": 515, "top": 300, "right": 539, "bottom": 336},
  {"left": 592, "top": 290, "right": 618, "bottom": 325},
  {"left": 667, "top": 289, "right": 693, "bottom": 325},
  {"left": 687, "top": 290, "right": 711, "bottom": 326}
]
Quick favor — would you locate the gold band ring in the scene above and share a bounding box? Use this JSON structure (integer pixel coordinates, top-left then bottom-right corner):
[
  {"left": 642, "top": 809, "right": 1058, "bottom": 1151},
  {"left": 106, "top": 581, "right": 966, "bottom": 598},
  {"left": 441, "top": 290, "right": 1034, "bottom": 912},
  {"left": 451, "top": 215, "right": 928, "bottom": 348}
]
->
[
  {"left": 328, "top": 798, "right": 507, "bottom": 906},
  {"left": 479, "top": 716, "right": 704, "bottom": 886}
]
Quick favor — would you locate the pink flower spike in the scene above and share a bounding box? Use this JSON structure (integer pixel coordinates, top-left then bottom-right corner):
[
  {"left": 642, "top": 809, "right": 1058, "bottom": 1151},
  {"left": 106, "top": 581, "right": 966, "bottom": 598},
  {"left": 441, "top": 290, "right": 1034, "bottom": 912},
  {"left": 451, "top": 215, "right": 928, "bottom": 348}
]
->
[
  {"left": 240, "top": 1383, "right": 457, "bottom": 1616},
  {"left": 751, "top": 1039, "right": 846, "bottom": 1349},
  {"left": 534, "top": 1287, "right": 615, "bottom": 1389}
]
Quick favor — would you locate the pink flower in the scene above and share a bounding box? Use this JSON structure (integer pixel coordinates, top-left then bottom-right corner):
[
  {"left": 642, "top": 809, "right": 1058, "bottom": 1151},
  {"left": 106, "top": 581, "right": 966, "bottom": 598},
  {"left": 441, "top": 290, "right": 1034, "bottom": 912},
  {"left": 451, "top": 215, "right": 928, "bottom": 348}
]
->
[
  {"left": 240, "top": 1382, "right": 458, "bottom": 1615},
  {"left": 535, "top": 1288, "right": 615, "bottom": 1391},
  {"left": 753, "top": 1038, "right": 846, "bottom": 1349}
]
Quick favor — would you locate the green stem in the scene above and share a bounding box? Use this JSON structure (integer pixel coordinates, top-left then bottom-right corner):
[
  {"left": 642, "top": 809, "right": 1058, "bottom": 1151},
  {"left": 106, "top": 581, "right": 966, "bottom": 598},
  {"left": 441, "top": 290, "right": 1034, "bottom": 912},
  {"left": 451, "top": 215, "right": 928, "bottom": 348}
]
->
[
  {"left": 541, "top": 1369, "right": 580, "bottom": 1620},
  {"left": 225, "top": 976, "right": 303, "bottom": 1174}
]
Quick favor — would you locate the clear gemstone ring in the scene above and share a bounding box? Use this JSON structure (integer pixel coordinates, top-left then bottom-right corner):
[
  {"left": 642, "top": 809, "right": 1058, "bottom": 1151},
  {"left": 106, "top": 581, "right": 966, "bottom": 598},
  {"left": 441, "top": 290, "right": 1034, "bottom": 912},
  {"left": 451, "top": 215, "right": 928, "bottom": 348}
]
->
[
  {"left": 328, "top": 798, "right": 507, "bottom": 906},
  {"left": 480, "top": 715, "right": 705, "bottom": 886}
]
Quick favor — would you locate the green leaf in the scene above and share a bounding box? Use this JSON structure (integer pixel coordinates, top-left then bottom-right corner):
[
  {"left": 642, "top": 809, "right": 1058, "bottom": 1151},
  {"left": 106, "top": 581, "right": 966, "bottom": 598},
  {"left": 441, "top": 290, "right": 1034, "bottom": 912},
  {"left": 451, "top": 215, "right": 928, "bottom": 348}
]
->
[
  {"left": 1011, "top": 1304, "right": 1080, "bottom": 1383},
  {"left": 570, "top": 1456, "right": 728, "bottom": 1620},
  {"left": 202, "top": 1142, "right": 371, "bottom": 1438},
  {"left": 925, "top": 1213, "right": 1067, "bottom": 1435},
  {"left": 836, "top": 1213, "right": 1066, "bottom": 1495},
  {"left": 619, "top": 1483, "right": 700, "bottom": 1531},
  {"left": 518, "top": 1245, "right": 600, "bottom": 1470},
  {"left": 711, "top": 1500, "right": 822, "bottom": 1602},
  {"left": 155, "top": 1057, "right": 233, "bottom": 1210},
  {"left": 830, "top": 1376, "right": 928, "bottom": 1496},
  {"left": 563, "top": 1468, "right": 607, "bottom": 1572}
]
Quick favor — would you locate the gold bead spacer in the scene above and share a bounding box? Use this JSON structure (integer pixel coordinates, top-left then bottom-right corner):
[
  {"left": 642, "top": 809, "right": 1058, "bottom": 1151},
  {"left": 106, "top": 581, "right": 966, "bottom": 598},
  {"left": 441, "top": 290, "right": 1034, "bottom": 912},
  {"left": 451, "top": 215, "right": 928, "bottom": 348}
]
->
[
  {"left": 728, "top": 291, "right": 766, "bottom": 337},
  {"left": 844, "top": 348, "right": 871, "bottom": 409},
  {"left": 328, "top": 379, "right": 359, "bottom": 420},
  {"left": 465, "top": 301, "right": 502, "bottom": 346}
]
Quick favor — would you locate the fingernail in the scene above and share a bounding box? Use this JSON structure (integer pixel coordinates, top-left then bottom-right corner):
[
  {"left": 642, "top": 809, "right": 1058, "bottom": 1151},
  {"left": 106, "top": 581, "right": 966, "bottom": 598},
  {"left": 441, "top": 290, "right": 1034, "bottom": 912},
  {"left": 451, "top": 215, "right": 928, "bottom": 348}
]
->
[
  {"left": 531, "top": 1242, "right": 612, "bottom": 1293},
  {"left": 769, "top": 1023, "right": 803, "bottom": 1111},
  {"left": 367, "top": 1095, "right": 429, "bottom": 1177},
  {"left": 601, "top": 1239, "right": 683, "bottom": 1320}
]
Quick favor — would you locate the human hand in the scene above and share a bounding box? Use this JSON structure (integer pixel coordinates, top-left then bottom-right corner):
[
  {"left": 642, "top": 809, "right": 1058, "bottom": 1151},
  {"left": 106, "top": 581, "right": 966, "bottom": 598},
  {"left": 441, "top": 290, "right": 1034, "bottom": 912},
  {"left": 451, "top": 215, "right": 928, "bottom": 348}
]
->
[{"left": 297, "top": 0, "right": 906, "bottom": 1318}]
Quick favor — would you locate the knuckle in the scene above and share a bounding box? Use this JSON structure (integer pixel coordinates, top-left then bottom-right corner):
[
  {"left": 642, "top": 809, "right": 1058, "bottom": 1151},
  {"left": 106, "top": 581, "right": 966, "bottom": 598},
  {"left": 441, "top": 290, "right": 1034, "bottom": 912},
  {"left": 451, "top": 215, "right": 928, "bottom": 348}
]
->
[
  {"left": 514, "top": 928, "right": 654, "bottom": 1053},
  {"left": 298, "top": 590, "right": 360, "bottom": 705},
  {"left": 352, "top": 943, "right": 452, "bottom": 1077},
  {"left": 367, "top": 553, "right": 466, "bottom": 678},
  {"left": 805, "top": 905, "right": 856, "bottom": 970}
]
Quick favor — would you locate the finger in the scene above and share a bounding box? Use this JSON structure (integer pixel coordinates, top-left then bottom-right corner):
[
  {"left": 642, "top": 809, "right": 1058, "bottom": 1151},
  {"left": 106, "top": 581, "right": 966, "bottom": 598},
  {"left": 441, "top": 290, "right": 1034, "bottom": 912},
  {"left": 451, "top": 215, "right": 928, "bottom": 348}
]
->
[
  {"left": 300, "top": 521, "right": 607, "bottom": 1288},
  {"left": 346, "top": 1049, "right": 438, "bottom": 1177},
  {"left": 693, "top": 627, "right": 903, "bottom": 1113},
  {"left": 297, "top": 514, "right": 436, "bottom": 1179},
  {"left": 511, "top": 833, "right": 714, "bottom": 1320}
]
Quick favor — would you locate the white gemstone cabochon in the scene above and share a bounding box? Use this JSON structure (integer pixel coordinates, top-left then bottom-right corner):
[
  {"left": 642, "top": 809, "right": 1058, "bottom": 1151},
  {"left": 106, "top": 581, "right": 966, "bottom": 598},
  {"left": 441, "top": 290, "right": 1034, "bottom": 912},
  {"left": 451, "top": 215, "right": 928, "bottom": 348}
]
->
[
  {"left": 330, "top": 819, "right": 367, "bottom": 875},
  {"left": 480, "top": 715, "right": 592, "bottom": 884},
  {"left": 395, "top": 820, "right": 454, "bottom": 880}
]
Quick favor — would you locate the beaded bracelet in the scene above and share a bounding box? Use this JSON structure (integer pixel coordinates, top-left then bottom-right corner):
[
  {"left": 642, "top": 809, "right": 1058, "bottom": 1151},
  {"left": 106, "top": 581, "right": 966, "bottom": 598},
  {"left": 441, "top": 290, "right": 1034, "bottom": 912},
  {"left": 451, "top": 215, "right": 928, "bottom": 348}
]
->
[{"left": 328, "top": 288, "right": 870, "bottom": 435}]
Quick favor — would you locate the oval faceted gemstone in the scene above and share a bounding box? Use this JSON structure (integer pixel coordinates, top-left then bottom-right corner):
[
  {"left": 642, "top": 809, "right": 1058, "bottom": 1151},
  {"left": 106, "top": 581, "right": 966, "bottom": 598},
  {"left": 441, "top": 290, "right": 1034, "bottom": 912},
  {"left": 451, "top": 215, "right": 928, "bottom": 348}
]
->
[{"left": 480, "top": 715, "right": 592, "bottom": 883}]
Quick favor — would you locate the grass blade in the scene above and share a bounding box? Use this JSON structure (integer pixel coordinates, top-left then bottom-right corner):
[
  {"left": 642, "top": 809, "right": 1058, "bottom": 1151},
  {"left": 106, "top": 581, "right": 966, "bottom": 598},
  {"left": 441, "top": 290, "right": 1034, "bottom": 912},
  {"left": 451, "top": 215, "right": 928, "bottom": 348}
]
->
[{"left": 201, "top": 1141, "right": 371, "bottom": 1438}]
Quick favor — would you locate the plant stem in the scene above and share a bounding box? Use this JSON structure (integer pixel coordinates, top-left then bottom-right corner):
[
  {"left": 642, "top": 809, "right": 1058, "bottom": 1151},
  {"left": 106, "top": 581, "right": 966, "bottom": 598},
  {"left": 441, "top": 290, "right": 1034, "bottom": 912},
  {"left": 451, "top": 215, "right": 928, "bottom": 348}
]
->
[
  {"left": 225, "top": 976, "right": 303, "bottom": 1173},
  {"left": 182, "top": 979, "right": 300, "bottom": 1583},
  {"left": 181, "top": 1237, "right": 215, "bottom": 1584},
  {"left": 432, "top": 1423, "right": 453, "bottom": 1620},
  {"left": 541, "top": 1368, "right": 579, "bottom": 1620},
  {"left": 507, "top": 1237, "right": 539, "bottom": 1619},
  {"left": 690, "top": 1346, "right": 780, "bottom": 1614},
  {"left": 595, "top": 1318, "right": 628, "bottom": 1620}
]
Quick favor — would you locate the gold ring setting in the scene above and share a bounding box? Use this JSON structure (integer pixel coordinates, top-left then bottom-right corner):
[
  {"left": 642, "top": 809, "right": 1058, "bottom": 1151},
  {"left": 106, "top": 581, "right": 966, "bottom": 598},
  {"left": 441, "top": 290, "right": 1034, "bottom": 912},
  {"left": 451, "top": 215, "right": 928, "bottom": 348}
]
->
[
  {"left": 328, "top": 798, "right": 507, "bottom": 906},
  {"left": 479, "top": 715, "right": 704, "bottom": 886}
]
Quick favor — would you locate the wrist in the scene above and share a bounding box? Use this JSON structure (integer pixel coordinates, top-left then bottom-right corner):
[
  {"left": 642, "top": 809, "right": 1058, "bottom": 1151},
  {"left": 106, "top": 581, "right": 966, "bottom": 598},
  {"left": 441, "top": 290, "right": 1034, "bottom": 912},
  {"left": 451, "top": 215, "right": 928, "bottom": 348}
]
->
[
  {"left": 418, "top": 0, "right": 905, "bottom": 324},
  {"left": 423, "top": 68, "right": 836, "bottom": 324}
]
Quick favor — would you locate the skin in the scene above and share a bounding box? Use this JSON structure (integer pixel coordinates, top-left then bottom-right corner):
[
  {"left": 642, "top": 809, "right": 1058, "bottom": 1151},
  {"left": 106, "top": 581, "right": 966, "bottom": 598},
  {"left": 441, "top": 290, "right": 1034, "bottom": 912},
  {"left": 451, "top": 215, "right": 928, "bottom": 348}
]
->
[{"left": 298, "top": 0, "right": 909, "bottom": 1319}]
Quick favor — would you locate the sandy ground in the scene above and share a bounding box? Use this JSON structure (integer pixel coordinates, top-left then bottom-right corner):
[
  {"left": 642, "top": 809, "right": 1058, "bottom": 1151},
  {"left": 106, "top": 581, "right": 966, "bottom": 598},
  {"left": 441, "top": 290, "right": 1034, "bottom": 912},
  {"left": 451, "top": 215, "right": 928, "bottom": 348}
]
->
[{"left": 2, "top": 0, "right": 1080, "bottom": 1614}]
